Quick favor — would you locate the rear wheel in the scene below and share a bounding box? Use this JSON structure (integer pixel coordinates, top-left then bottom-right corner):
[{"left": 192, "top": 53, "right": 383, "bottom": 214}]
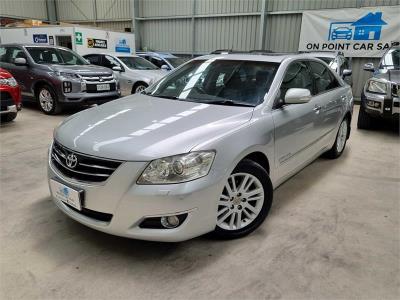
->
[
  {"left": 357, "top": 105, "right": 374, "bottom": 129},
  {"left": 37, "top": 85, "right": 61, "bottom": 115},
  {"left": 212, "top": 159, "right": 273, "bottom": 239},
  {"left": 325, "top": 117, "right": 349, "bottom": 159},
  {"left": 0, "top": 112, "right": 17, "bottom": 123}
]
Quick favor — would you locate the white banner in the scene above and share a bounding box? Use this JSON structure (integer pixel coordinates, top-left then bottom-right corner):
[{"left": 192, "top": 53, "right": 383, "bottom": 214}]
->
[{"left": 298, "top": 6, "right": 400, "bottom": 57}]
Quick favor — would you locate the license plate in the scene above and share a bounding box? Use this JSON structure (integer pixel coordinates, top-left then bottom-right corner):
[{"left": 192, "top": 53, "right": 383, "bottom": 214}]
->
[
  {"left": 50, "top": 179, "right": 82, "bottom": 210},
  {"left": 97, "top": 84, "right": 110, "bottom": 91}
]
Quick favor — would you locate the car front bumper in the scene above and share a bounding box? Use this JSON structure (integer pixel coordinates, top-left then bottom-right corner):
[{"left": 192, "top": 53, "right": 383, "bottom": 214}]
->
[
  {"left": 47, "top": 151, "right": 224, "bottom": 242},
  {"left": 362, "top": 90, "right": 400, "bottom": 119}
]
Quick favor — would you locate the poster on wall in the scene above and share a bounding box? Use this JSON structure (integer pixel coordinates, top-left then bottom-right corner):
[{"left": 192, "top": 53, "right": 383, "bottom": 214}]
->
[
  {"left": 115, "top": 38, "right": 130, "bottom": 53},
  {"left": 298, "top": 6, "right": 400, "bottom": 57},
  {"left": 33, "top": 34, "right": 48, "bottom": 44},
  {"left": 87, "top": 38, "right": 107, "bottom": 49}
]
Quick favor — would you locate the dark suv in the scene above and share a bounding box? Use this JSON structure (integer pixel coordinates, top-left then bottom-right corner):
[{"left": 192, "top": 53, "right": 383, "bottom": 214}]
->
[
  {"left": 0, "top": 44, "right": 120, "bottom": 114},
  {"left": 358, "top": 46, "right": 399, "bottom": 129}
]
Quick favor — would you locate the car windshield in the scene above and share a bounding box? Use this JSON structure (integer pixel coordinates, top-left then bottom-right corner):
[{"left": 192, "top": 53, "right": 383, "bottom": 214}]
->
[
  {"left": 118, "top": 56, "right": 159, "bottom": 70},
  {"left": 26, "top": 47, "right": 88, "bottom": 65},
  {"left": 380, "top": 49, "right": 400, "bottom": 70},
  {"left": 165, "top": 57, "right": 188, "bottom": 68},
  {"left": 146, "top": 59, "right": 279, "bottom": 107}
]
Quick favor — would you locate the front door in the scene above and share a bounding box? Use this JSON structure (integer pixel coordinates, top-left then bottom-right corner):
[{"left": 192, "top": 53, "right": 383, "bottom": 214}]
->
[{"left": 272, "top": 61, "right": 321, "bottom": 180}]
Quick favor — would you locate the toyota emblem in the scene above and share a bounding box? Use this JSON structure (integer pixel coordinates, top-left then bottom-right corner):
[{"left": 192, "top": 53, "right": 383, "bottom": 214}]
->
[{"left": 66, "top": 153, "right": 78, "bottom": 168}]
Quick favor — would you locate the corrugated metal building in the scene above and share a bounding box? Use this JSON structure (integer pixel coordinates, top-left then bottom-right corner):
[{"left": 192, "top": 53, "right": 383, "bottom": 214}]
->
[{"left": 1, "top": 0, "right": 399, "bottom": 98}]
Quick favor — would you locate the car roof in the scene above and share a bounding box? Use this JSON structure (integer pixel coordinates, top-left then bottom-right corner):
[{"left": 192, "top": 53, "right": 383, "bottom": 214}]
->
[
  {"left": 1, "top": 43, "right": 70, "bottom": 50},
  {"left": 137, "top": 51, "right": 177, "bottom": 58},
  {"left": 193, "top": 53, "right": 325, "bottom": 63},
  {"left": 84, "top": 52, "right": 139, "bottom": 58},
  {"left": 299, "top": 52, "right": 338, "bottom": 58}
]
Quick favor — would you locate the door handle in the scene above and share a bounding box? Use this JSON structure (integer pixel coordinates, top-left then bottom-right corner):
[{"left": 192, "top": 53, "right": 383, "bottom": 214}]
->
[{"left": 313, "top": 105, "right": 322, "bottom": 113}]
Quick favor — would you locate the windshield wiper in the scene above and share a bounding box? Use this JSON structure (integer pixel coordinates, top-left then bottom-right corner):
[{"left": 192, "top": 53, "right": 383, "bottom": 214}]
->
[
  {"left": 151, "top": 94, "right": 180, "bottom": 100},
  {"left": 204, "top": 99, "right": 254, "bottom": 107}
]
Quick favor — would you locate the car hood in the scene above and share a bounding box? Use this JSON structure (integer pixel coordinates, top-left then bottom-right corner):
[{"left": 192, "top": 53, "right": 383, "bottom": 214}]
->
[
  {"left": 374, "top": 69, "right": 400, "bottom": 83},
  {"left": 48, "top": 64, "right": 112, "bottom": 75},
  {"left": 55, "top": 95, "right": 254, "bottom": 161}
]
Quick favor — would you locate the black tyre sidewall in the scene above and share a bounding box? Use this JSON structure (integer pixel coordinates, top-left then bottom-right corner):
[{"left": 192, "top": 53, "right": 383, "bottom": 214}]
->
[
  {"left": 0, "top": 112, "right": 17, "bottom": 123},
  {"left": 357, "top": 105, "right": 373, "bottom": 129},
  {"left": 37, "top": 85, "right": 60, "bottom": 115},
  {"left": 212, "top": 159, "right": 273, "bottom": 239}
]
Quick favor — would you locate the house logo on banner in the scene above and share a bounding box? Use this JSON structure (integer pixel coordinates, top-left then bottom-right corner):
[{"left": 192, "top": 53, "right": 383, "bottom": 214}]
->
[
  {"left": 298, "top": 6, "right": 400, "bottom": 57},
  {"left": 329, "top": 12, "right": 387, "bottom": 41}
]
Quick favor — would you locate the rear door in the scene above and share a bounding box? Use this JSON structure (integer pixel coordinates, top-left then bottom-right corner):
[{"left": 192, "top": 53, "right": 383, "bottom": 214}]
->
[
  {"left": 308, "top": 60, "right": 345, "bottom": 137},
  {"left": 272, "top": 60, "right": 321, "bottom": 179}
]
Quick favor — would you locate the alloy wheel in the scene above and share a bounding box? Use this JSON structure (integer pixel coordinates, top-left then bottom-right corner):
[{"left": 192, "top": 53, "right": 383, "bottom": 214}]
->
[
  {"left": 39, "top": 89, "right": 54, "bottom": 112},
  {"left": 217, "top": 173, "right": 265, "bottom": 231},
  {"left": 336, "top": 120, "right": 348, "bottom": 153},
  {"left": 135, "top": 85, "right": 147, "bottom": 93}
]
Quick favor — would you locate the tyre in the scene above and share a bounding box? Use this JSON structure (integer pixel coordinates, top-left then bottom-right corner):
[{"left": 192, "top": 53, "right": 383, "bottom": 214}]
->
[
  {"left": 132, "top": 83, "right": 148, "bottom": 94},
  {"left": 325, "top": 117, "right": 349, "bottom": 159},
  {"left": 212, "top": 159, "right": 273, "bottom": 239},
  {"left": 0, "top": 112, "right": 17, "bottom": 123},
  {"left": 357, "top": 105, "right": 374, "bottom": 129},
  {"left": 37, "top": 85, "right": 61, "bottom": 115}
]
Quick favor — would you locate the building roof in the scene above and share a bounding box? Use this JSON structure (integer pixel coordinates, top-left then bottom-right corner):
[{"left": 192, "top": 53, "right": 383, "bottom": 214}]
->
[{"left": 351, "top": 12, "right": 387, "bottom": 26}]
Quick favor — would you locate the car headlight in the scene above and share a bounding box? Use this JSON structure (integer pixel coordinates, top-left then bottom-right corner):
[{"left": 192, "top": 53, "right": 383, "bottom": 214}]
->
[
  {"left": 53, "top": 71, "right": 80, "bottom": 79},
  {"left": 0, "top": 77, "right": 18, "bottom": 87},
  {"left": 366, "top": 79, "right": 388, "bottom": 94},
  {"left": 137, "top": 151, "right": 215, "bottom": 184}
]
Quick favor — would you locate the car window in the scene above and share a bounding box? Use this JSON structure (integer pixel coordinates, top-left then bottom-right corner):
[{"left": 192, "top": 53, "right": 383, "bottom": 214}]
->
[
  {"left": 103, "top": 55, "right": 122, "bottom": 69},
  {"left": 308, "top": 61, "right": 340, "bottom": 94},
  {"left": 118, "top": 56, "right": 158, "bottom": 70},
  {"left": 26, "top": 47, "right": 88, "bottom": 65},
  {"left": 147, "top": 59, "right": 279, "bottom": 106},
  {"left": 0, "top": 47, "right": 26, "bottom": 63},
  {"left": 280, "top": 61, "right": 313, "bottom": 99},
  {"left": 85, "top": 55, "right": 101, "bottom": 65},
  {"left": 150, "top": 57, "right": 164, "bottom": 68}
]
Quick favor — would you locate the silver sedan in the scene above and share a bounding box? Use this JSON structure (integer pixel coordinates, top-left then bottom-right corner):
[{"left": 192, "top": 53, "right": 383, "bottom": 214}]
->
[{"left": 48, "top": 53, "right": 353, "bottom": 242}]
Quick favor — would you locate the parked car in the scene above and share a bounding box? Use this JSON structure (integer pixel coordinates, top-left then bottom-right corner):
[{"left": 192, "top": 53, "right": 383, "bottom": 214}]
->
[
  {"left": 0, "top": 68, "right": 21, "bottom": 122},
  {"left": 0, "top": 44, "right": 120, "bottom": 115},
  {"left": 137, "top": 51, "right": 188, "bottom": 71},
  {"left": 331, "top": 27, "right": 353, "bottom": 40},
  {"left": 84, "top": 53, "right": 166, "bottom": 95},
  {"left": 48, "top": 53, "right": 353, "bottom": 242},
  {"left": 301, "top": 51, "right": 353, "bottom": 86},
  {"left": 358, "top": 46, "right": 400, "bottom": 129}
]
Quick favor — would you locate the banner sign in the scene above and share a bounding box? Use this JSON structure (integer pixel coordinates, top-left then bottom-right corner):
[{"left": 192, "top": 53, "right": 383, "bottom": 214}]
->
[
  {"left": 87, "top": 38, "right": 107, "bottom": 49},
  {"left": 75, "top": 32, "right": 83, "bottom": 45},
  {"left": 33, "top": 34, "right": 48, "bottom": 44},
  {"left": 298, "top": 6, "right": 400, "bottom": 57},
  {"left": 115, "top": 38, "right": 130, "bottom": 53}
]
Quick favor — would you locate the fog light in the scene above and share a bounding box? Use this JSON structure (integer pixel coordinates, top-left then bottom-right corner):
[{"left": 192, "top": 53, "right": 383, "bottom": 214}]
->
[{"left": 161, "top": 215, "right": 180, "bottom": 229}]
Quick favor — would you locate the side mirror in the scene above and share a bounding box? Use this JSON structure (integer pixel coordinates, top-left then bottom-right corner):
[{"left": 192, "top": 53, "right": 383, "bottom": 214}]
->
[
  {"left": 284, "top": 88, "right": 312, "bottom": 104},
  {"left": 112, "top": 66, "right": 123, "bottom": 72},
  {"left": 14, "top": 57, "right": 27, "bottom": 66},
  {"left": 363, "top": 63, "right": 375, "bottom": 72},
  {"left": 161, "top": 64, "right": 170, "bottom": 71},
  {"left": 342, "top": 69, "right": 352, "bottom": 77}
]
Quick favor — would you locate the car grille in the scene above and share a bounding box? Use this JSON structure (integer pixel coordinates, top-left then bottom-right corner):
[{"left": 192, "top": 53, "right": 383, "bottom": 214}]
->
[
  {"left": 51, "top": 141, "right": 122, "bottom": 183},
  {"left": 80, "top": 74, "right": 114, "bottom": 83}
]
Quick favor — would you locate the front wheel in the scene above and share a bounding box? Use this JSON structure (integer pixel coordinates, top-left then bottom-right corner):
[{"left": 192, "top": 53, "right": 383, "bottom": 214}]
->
[
  {"left": 325, "top": 118, "right": 349, "bottom": 159},
  {"left": 212, "top": 159, "right": 273, "bottom": 239},
  {"left": 0, "top": 112, "right": 17, "bottom": 123},
  {"left": 133, "top": 83, "right": 148, "bottom": 94},
  {"left": 37, "top": 85, "right": 61, "bottom": 115}
]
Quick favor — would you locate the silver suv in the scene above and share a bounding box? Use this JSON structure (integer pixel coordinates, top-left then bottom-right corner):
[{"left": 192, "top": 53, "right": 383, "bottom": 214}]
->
[
  {"left": 0, "top": 44, "right": 120, "bottom": 114},
  {"left": 48, "top": 53, "right": 353, "bottom": 242}
]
